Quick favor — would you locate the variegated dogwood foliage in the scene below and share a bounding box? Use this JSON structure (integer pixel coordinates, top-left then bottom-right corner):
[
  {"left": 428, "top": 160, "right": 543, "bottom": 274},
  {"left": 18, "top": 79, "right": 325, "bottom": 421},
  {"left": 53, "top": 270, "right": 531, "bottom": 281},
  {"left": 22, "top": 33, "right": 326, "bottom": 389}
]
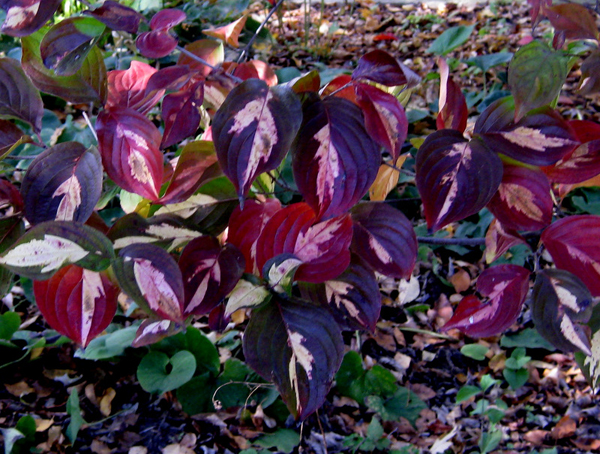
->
[{"left": 1, "top": 0, "right": 600, "bottom": 419}]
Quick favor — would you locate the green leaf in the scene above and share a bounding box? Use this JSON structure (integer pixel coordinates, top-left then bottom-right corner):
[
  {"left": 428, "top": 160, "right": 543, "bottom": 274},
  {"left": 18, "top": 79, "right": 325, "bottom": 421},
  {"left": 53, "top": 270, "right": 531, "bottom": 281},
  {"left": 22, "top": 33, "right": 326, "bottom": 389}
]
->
[
  {"left": 456, "top": 385, "right": 481, "bottom": 403},
  {"left": 255, "top": 429, "right": 300, "bottom": 454},
  {"left": 426, "top": 25, "right": 475, "bottom": 56},
  {"left": 67, "top": 388, "right": 86, "bottom": 444},
  {"left": 366, "top": 416, "right": 384, "bottom": 440},
  {"left": 15, "top": 415, "right": 36, "bottom": 441},
  {"left": 478, "top": 426, "right": 503, "bottom": 454},
  {"left": 500, "top": 328, "right": 555, "bottom": 350},
  {"left": 465, "top": 52, "right": 513, "bottom": 73},
  {"left": 137, "top": 350, "right": 196, "bottom": 394},
  {"left": 76, "top": 326, "right": 137, "bottom": 360},
  {"left": 0, "top": 311, "right": 20, "bottom": 340},
  {"left": 460, "top": 344, "right": 489, "bottom": 361},
  {"left": 335, "top": 350, "right": 365, "bottom": 402},
  {"left": 480, "top": 374, "right": 499, "bottom": 392},
  {"left": 503, "top": 367, "right": 529, "bottom": 390},
  {"left": 176, "top": 372, "right": 215, "bottom": 415},
  {"left": 505, "top": 347, "right": 531, "bottom": 369},
  {"left": 365, "top": 387, "right": 427, "bottom": 425}
]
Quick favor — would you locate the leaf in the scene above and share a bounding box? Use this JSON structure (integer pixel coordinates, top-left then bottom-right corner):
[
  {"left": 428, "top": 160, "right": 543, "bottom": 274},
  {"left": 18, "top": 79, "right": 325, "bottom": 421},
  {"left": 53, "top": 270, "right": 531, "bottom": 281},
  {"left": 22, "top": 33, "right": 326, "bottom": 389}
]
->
[
  {"left": 365, "top": 388, "right": 426, "bottom": 425},
  {"left": 416, "top": 130, "right": 503, "bottom": 232},
  {"left": 486, "top": 165, "right": 552, "bottom": 231},
  {"left": 437, "top": 57, "right": 468, "bottom": 133},
  {"left": 0, "top": 311, "right": 20, "bottom": 340},
  {"left": 355, "top": 83, "right": 408, "bottom": 161},
  {"left": 21, "top": 142, "right": 103, "bottom": 224},
  {"left": 66, "top": 388, "right": 86, "bottom": 444},
  {"left": 106, "top": 61, "right": 161, "bottom": 115},
  {"left": 527, "top": 0, "right": 551, "bottom": 27},
  {"left": 461, "top": 344, "right": 489, "bottom": 361},
  {"left": 0, "top": 120, "right": 31, "bottom": 160},
  {"left": 0, "top": 57, "right": 43, "bottom": 132},
  {"left": 227, "top": 198, "right": 281, "bottom": 273},
  {"left": 0, "top": 221, "right": 114, "bottom": 280},
  {"left": 203, "top": 15, "right": 247, "bottom": 48},
  {"left": 508, "top": 41, "right": 568, "bottom": 121},
  {"left": 484, "top": 218, "right": 527, "bottom": 264},
  {"left": 224, "top": 279, "right": 271, "bottom": 316},
  {"left": 579, "top": 50, "right": 600, "bottom": 96},
  {"left": 177, "top": 39, "right": 224, "bottom": 79},
  {"left": 255, "top": 429, "right": 300, "bottom": 454},
  {"left": 96, "top": 107, "right": 164, "bottom": 201},
  {"left": 465, "top": 52, "right": 513, "bottom": 73},
  {"left": 368, "top": 154, "right": 407, "bottom": 202},
  {"left": 352, "top": 50, "right": 420, "bottom": 87},
  {"left": 159, "top": 141, "right": 221, "bottom": 205},
  {"left": 456, "top": 385, "right": 481, "bottom": 402},
  {"left": 541, "top": 215, "right": 600, "bottom": 296},
  {"left": 442, "top": 264, "right": 530, "bottom": 337},
  {"left": 40, "top": 17, "right": 105, "bottom": 76},
  {"left": 255, "top": 202, "right": 353, "bottom": 283},
  {"left": 136, "top": 29, "right": 178, "bottom": 60},
  {"left": 228, "top": 60, "right": 278, "bottom": 87},
  {"left": 33, "top": 265, "right": 118, "bottom": 346},
  {"left": 0, "top": 178, "right": 24, "bottom": 214},
  {"left": 213, "top": 79, "right": 302, "bottom": 201},
  {"left": 0, "top": 0, "right": 62, "bottom": 37},
  {"left": 243, "top": 294, "right": 344, "bottom": 420},
  {"left": 426, "top": 25, "right": 475, "bottom": 56},
  {"left": 22, "top": 28, "right": 107, "bottom": 105},
  {"left": 179, "top": 236, "right": 245, "bottom": 316},
  {"left": 149, "top": 8, "right": 186, "bottom": 30},
  {"left": 160, "top": 80, "right": 204, "bottom": 149},
  {"left": 84, "top": 0, "right": 142, "bottom": 33},
  {"left": 137, "top": 350, "right": 196, "bottom": 394},
  {"left": 544, "top": 4, "right": 599, "bottom": 43},
  {"left": 532, "top": 269, "right": 593, "bottom": 355},
  {"left": 299, "top": 254, "right": 381, "bottom": 331},
  {"left": 350, "top": 202, "right": 417, "bottom": 279},
  {"left": 132, "top": 319, "right": 185, "bottom": 348},
  {"left": 77, "top": 326, "right": 137, "bottom": 360},
  {"left": 113, "top": 243, "right": 185, "bottom": 322},
  {"left": 321, "top": 74, "right": 355, "bottom": 103},
  {"left": 293, "top": 94, "right": 381, "bottom": 220}
]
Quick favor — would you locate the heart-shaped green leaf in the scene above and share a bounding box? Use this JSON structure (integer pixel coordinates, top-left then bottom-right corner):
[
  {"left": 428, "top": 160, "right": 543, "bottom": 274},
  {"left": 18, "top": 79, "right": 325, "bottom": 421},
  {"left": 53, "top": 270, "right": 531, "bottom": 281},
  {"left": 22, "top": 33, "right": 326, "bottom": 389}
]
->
[{"left": 137, "top": 350, "right": 196, "bottom": 394}]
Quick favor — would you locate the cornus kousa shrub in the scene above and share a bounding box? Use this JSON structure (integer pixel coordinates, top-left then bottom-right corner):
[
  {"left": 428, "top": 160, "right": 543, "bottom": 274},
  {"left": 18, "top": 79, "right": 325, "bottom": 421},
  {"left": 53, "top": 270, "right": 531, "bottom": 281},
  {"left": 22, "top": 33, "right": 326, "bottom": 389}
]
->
[{"left": 1, "top": 0, "right": 600, "bottom": 423}]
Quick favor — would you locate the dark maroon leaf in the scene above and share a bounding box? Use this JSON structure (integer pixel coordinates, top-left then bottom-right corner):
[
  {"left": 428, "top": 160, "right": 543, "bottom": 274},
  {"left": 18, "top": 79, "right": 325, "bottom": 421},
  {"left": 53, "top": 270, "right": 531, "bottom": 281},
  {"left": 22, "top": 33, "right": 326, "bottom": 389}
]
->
[
  {"left": 179, "top": 236, "right": 245, "bottom": 316},
  {"left": 442, "top": 264, "right": 530, "bottom": 337},
  {"left": 21, "top": 142, "right": 102, "bottom": 225},
  {"left": 541, "top": 215, "right": 600, "bottom": 296},
  {"left": 486, "top": 165, "right": 552, "bottom": 231},
  {"left": 293, "top": 94, "right": 380, "bottom": 220},
  {"left": 113, "top": 243, "right": 185, "bottom": 323},
  {"left": 527, "top": 0, "right": 551, "bottom": 28},
  {"left": 0, "top": 178, "right": 23, "bottom": 214},
  {"left": 255, "top": 202, "right": 353, "bottom": 283},
  {"left": 160, "top": 80, "right": 204, "bottom": 149},
  {"left": 0, "top": 0, "right": 62, "bottom": 37},
  {"left": 299, "top": 254, "right": 381, "bottom": 331},
  {"left": 532, "top": 269, "right": 593, "bottom": 355},
  {"left": 544, "top": 4, "right": 599, "bottom": 42},
  {"left": 227, "top": 198, "right": 282, "bottom": 274},
  {"left": 416, "top": 130, "right": 502, "bottom": 232},
  {"left": 0, "top": 57, "right": 43, "bottom": 132},
  {"left": 96, "top": 107, "right": 163, "bottom": 201},
  {"left": 106, "top": 61, "right": 163, "bottom": 114},
  {"left": 350, "top": 202, "right": 417, "bottom": 279},
  {"left": 213, "top": 79, "right": 302, "bottom": 201},
  {"left": 579, "top": 50, "right": 600, "bottom": 95},
  {"left": 352, "top": 50, "right": 420, "bottom": 87},
  {"left": 145, "top": 64, "right": 192, "bottom": 98},
  {"left": 84, "top": 0, "right": 142, "bottom": 33},
  {"left": 33, "top": 265, "right": 118, "bottom": 346},
  {"left": 473, "top": 96, "right": 514, "bottom": 135},
  {"left": 484, "top": 219, "right": 528, "bottom": 264},
  {"left": 243, "top": 294, "right": 344, "bottom": 420},
  {"left": 437, "top": 57, "right": 468, "bottom": 133},
  {"left": 355, "top": 83, "right": 408, "bottom": 161},
  {"left": 0, "top": 120, "right": 31, "bottom": 159},
  {"left": 136, "top": 29, "right": 178, "bottom": 60}
]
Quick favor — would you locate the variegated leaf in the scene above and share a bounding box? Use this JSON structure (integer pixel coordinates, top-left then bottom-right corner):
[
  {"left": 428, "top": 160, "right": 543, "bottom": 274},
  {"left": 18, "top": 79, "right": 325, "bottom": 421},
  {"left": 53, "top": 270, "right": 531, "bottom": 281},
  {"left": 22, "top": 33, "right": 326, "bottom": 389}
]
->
[
  {"left": 484, "top": 219, "right": 528, "bottom": 264},
  {"left": 33, "top": 265, "right": 118, "bottom": 346},
  {"left": 224, "top": 279, "right": 271, "bottom": 316},
  {"left": 350, "top": 202, "right": 417, "bottom": 279},
  {"left": 213, "top": 79, "right": 302, "bottom": 201},
  {"left": 416, "top": 130, "right": 503, "bottom": 232},
  {"left": 96, "top": 107, "right": 163, "bottom": 201},
  {"left": 293, "top": 94, "right": 381, "bottom": 221},
  {"left": 179, "top": 236, "right": 245, "bottom": 316},
  {"left": 436, "top": 57, "right": 468, "bottom": 133},
  {"left": 113, "top": 243, "right": 185, "bottom": 323},
  {"left": 243, "top": 294, "right": 344, "bottom": 421},
  {"left": 0, "top": 0, "right": 62, "bottom": 37},
  {"left": 486, "top": 165, "right": 552, "bottom": 231},
  {"left": 577, "top": 303, "right": 600, "bottom": 392},
  {"left": 541, "top": 215, "right": 600, "bottom": 296},
  {"left": 132, "top": 319, "right": 183, "bottom": 348},
  {"left": 532, "top": 269, "right": 593, "bottom": 355},
  {"left": 0, "top": 57, "right": 43, "bottom": 132},
  {"left": 0, "top": 221, "right": 114, "bottom": 280},
  {"left": 21, "top": 142, "right": 102, "bottom": 225},
  {"left": 442, "top": 264, "right": 530, "bottom": 337}
]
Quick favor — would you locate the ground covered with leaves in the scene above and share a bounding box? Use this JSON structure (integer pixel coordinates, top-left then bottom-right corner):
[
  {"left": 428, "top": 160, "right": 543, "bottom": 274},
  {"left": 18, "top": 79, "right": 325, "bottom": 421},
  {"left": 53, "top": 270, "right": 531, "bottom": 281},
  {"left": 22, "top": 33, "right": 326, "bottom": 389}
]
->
[{"left": 1, "top": 1, "right": 600, "bottom": 453}]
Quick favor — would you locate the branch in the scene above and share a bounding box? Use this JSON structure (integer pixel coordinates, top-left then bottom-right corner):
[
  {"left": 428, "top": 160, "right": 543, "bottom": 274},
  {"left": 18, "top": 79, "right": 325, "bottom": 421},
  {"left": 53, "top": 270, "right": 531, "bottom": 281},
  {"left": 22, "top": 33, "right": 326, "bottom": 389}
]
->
[
  {"left": 176, "top": 45, "right": 243, "bottom": 84},
  {"left": 417, "top": 236, "right": 486, "bottom": 246},
  {"left": 238, "top": 0, "right": 286, "bottom": 63}
]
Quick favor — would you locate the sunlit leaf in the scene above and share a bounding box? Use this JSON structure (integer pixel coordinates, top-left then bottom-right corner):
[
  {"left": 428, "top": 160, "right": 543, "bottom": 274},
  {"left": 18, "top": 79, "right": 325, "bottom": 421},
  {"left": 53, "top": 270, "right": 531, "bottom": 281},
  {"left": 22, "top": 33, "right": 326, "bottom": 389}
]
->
[
  {"left": 437, "top": 57, "right": 468, "bottom": 133},
  {"left": 203, "top": 15, "right": 247, "bottom": 48},
  {"left": 136, "top": 9, "right": 186, "bottom": 60},
  {"left": 106, "top": 61, "right": 161, "bottom": 114},
  {"left": 177, "top": 39, "right": 224, "bottom": 79}
]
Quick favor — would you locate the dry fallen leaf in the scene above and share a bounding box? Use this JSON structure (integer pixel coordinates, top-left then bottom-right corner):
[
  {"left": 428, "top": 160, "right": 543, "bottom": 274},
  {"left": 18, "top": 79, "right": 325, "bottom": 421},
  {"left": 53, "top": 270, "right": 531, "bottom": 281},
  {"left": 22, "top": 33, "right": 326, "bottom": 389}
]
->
[{"left": 551, "top": 415, "right": 577, "bottom": 439}]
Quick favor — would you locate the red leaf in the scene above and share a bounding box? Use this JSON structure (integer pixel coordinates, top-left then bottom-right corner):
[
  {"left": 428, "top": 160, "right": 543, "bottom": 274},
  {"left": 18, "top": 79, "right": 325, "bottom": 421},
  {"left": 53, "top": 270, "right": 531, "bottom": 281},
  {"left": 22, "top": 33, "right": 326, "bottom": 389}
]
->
[
  {"left": 484, "top": 219, "right": 528, "bottom": 264},
  {"left": 487, "top": 165, "right": 552, "bottom": 231},
  {"left": 416, "top": 130, "right": 502, "bottom": 232},
  {"left": 0, "top": 178, "right": 24, "bottom": 214},
  {"left": 544, "top": 4, "right": 599, "bottom": 42},
  {"left": 160, "top": 80, "right": 204, "bottom": 149},
  {"left": 179, "top": 236, "right": 245, "bottom": 316},
  {"left": 227, "top": 198, "right": 281, "bottom": 273},
  {"left": 527, "top": 0, "right": 551, "bottom": 27},
  {"left": 320, "top": 75, "right": 356, "bottom": 103},
  {"left": 442, "top": 264, "right": 530, "bottom": 337},
  {"left": 203, "top": 15, "right": 247, "bottom": 48},
  {"left": 353, "top": 50, "right": 420, "bottom": 88},
  {"left": 541, "top": 215, "right": 600, "bottom": 296},
  {"left": 96, "top": 107, "right": 164, "bottom": 201},
  {"left": 436, "top": 57, "right": 468, "bottom": 133},
  {"left": 106, "top": 61, "right": 162, "bottom": 114},
  {"left": 373, "top": 33, "right": 398, "bottom": 41},
  {"left": 255, "top": 202, "right": 353, "bottom": 283},
  {"left": 293, "top": 95, "right": 381, "bottom": 221},
  {"left": 33, "top": 265, "right": 118, "bottom": 346},
  {"left": 350, "top": 202, "right": 417, "bottom": 279},
  {"left": 226, "top": 60, "right": 278, "bottom": 87},
  {"left": 355, "top": 83, "right": 408, "bottom": 161},
  {"left": 177, "top": 39, "right": 224, "bottom": 79}
]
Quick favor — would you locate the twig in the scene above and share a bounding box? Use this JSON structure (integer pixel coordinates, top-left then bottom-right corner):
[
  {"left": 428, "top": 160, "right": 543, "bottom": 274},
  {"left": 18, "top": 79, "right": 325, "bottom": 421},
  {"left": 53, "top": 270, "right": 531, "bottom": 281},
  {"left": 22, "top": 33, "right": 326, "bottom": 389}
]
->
[
  {"left": 383, "top": 160, "right": 415, "bottom": 177},
  {"left": 82, "top": 111, "right": 98, "bottom": 142},
  {"left": 238, "top": 0, "right": 286, "bottom": 63},
  {"left": 324, "top": 81, "right": 354, "bottom": 98},
  {"left": 176, "top": 45, "right": 218, "bottom": 71},
  {"left": 417, "top": 236, "right": 486, "bottom": 246},
  {"left": 398, "top": 326, "right": 458, "bottom": 341}
]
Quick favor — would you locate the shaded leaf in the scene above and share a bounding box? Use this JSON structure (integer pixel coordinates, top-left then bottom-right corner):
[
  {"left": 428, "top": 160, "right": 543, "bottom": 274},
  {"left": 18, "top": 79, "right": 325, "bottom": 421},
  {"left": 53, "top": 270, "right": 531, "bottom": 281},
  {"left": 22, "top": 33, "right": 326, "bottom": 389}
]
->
[
  {"left": 160, "top": 79, "right": 204, "bottom": 149},
  {"left": 21, "top": 142, "right": 102, "bottom": 224},
  {"left": 33, "top": 265, "right": 118, "bottom": 346},
  {"left": 243, "top": 294, "right": 343, "bottom": 420},
  {"left": 0, "top": 57, "right": 43, "bottom": 131},
  {"left": 84, "top": 0, "right": 142, "bottom": 33},
  {"left": 0, "top": 0, "right": 62, "bottom": 37},
  {"left": 132, "top": 319, "right": 183, "bottom": 348},
  {"left": 484, "top": 219, "right": 528, "bottom": 264},
  {"left": 204, "top": 15, "right": 247, "bottom": 48},
  {"left": 437, "top": 57, "right": 468, "bottom": 133},
  {"left": 579, "top": 50, "right": 600, "bottom": 96},
  {"left": 426, "top": 25, "right": 474, "bottom": 56},
  {"left": 544, "top": 4, "right": 599, "bottom": 43},
  {"left": 416, "top": 130, "right": 502, "bottom": 232},
  {"left": 137, "top": 350, "right": 195, "bottom": 394},
  {"left": 0, "top": 120, "right": 31, "bottom": 160},
  {"left": 352, "top": 49, "right": 420, "bottom": 87},
  {"left": 0, "top": 178, "right": 24, "bottom": 214},
  {"left": 293, "top": 94, "right": 380, "bottom": 220}
]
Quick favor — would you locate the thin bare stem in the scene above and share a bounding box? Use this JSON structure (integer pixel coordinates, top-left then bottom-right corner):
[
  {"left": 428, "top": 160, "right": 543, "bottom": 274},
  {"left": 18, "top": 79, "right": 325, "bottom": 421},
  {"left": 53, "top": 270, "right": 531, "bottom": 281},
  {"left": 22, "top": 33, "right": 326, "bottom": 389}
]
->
[
  {"left": 238, "top": 0, "right": 286, "bottom": 63},
  {"left": 324, "top": 81, "right": 354, "bottom": 98},
  {"left": 417, "top": 236, "right": 486, "bottom": 246},
  {"left": 82, "top": 111, "right": 98, "bottom": 142},
  {"left": 6, "top": 155, "right": 39, "bottom": 160},
  {"left": 383, "top": 160, "right": 415, "bottom": 177}
]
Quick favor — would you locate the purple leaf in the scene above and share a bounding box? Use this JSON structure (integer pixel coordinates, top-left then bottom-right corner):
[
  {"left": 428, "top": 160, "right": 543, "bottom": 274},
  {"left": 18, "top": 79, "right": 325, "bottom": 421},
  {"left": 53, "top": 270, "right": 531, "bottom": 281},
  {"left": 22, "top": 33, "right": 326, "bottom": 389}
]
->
[
  {"left": 352, "top": 50, "right": 421, "bottom": 87},
  {"left": 0, "top": 120, "right": 31, "bottom": 159},
  {"left": 84, "top": 0, "right": 143, "bottom": 34},
  {"left": 149, "top": 8, "right": 186, "bottom": 30},
  {"left": 0, "top": 57, "right": 44, "bottom": 132},
  {"left": 136, "top": 29, "right": 178, "bottom": 60},
  {"left": 160, "top": 80, "right": 204, "bottom": 149},
  {"left": 0, "top": 0, "right": 62, "bottom": 37}
]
